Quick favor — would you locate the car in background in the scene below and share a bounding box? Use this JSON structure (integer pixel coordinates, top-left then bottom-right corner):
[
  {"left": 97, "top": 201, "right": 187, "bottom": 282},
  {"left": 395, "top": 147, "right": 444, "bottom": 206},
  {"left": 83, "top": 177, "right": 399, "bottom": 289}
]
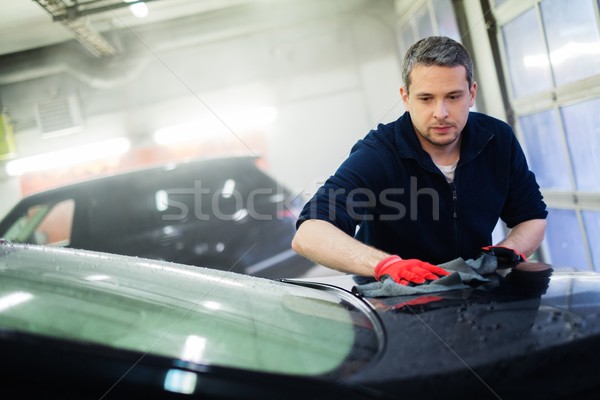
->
[
  {"left": 0, "top": 156, "right": 317, "bottom": 279},
  {"left": 2, "top": 241, "right": 600, "bottom": 399}
]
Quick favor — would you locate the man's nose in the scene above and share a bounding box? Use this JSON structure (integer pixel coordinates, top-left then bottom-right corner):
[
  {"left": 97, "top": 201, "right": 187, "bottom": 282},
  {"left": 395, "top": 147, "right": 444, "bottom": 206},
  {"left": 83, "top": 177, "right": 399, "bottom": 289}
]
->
[{"left": 433, "top": 100, "right": 449, "bottom": 119}]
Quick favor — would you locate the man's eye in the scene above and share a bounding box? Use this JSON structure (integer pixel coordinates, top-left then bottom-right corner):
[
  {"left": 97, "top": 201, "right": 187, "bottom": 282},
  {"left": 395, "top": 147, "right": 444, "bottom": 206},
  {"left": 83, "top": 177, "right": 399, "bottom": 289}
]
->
[{"left": 418, "top": 97, "right": 431, "bottom": 102}]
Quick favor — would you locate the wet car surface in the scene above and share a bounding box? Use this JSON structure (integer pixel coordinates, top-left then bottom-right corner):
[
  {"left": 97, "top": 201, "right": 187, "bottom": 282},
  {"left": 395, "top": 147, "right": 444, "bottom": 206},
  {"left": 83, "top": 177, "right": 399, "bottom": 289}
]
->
[{"left": 1, "top": 241, "right": 600, "bottom": 399}]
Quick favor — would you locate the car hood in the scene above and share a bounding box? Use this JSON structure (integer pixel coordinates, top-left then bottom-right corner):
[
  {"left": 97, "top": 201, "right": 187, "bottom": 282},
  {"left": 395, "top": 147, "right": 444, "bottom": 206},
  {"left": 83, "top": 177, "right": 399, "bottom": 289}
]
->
[
  {"left": 3, "top": 241, "right": 600, "bottom": 399},
  {"left": 293, "top": 264, "right": 600, "bottom": 399}
]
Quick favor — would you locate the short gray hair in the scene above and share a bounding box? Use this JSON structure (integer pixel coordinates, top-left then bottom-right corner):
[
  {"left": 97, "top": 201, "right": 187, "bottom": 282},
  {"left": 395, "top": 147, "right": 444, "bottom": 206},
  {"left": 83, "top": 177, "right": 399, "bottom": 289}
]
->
[{"left": 402, "top": 36, "right": 474, "bottom": 93}]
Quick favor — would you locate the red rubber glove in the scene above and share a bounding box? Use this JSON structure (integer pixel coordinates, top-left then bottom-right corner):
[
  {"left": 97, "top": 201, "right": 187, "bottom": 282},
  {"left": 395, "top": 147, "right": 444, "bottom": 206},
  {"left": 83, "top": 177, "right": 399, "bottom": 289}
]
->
[{"left": 374, "top": 255, "right": 451, "bottom": 286}]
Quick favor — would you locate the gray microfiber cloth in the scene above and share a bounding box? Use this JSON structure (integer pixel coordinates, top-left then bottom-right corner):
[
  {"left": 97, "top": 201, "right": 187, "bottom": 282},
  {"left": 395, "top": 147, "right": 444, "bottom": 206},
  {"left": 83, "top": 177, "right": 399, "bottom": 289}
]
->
[{"left": 353, "top": 254, "right": 501, "bottom": 297}]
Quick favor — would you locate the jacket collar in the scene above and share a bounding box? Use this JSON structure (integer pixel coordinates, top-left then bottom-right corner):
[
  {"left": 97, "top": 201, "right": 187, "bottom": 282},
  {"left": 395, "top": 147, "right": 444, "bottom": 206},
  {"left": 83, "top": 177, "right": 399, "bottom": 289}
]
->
[
  {"left": 458, "top": 113, "right": 495, "bottom": 166},
  {"left": 394, "top": 111, "right": 494, "bottom": 168}
]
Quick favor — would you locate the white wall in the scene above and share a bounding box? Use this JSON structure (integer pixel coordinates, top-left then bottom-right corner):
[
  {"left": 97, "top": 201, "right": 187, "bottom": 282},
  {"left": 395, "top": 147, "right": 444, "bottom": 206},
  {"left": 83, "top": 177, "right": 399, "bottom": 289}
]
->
[
  {"left": 0, "top": 176, "right": 21, "bottom": 219},
  {"left": 0, "top": 0, "right": 404, "bottom": 213},
  {"left": 265, "top": 13, "right": 404, "bottom": 196}
]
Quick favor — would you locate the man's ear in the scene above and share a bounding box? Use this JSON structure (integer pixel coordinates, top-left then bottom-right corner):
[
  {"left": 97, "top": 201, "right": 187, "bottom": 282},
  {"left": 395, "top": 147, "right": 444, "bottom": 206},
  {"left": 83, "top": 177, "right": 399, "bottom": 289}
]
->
[
  {"left": 469, "top": 81, "right": 477, "bottom": 107},
  {"left": 400, "top": 86, "right": 409, "bottom": 109}
]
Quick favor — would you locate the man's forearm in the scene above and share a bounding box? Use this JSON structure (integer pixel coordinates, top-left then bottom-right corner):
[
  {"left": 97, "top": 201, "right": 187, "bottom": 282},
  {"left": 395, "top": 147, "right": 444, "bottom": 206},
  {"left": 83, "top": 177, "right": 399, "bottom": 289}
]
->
[
  {"left": 497, "top": 218, "right": 547, "bottom": 258},
  {"left": 291, "top": 219, "right": 389, "bottom": 277}
]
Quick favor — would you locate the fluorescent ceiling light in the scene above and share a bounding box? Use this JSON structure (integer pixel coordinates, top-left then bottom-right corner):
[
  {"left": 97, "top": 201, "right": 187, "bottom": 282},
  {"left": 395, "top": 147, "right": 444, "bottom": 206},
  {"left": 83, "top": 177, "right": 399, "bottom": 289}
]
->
[
  {"left": 5, "top": 137, "right": 131, "bottom": 176},
  {"left": 124, "top": 0, "right": 149, "bottom": 18},
  {"left": 153, "top": 106, "right": 278, "bottom": 145}
]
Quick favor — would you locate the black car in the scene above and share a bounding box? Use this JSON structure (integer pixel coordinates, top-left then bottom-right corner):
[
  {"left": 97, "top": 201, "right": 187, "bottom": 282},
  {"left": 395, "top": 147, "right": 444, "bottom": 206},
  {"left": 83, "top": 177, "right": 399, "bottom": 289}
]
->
[
  {"left": 1, "top": 241, "right": 600, "bottom": 399},
  {"left": 0, "top": 156, "right": 316, "bottom": 278}
]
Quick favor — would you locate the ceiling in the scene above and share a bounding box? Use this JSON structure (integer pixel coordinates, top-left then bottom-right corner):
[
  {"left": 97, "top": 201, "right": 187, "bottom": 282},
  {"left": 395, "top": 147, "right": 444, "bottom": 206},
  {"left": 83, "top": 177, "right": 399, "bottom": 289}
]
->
[{"left": 0, "top": 0, "right": 254, "bottom": 58}]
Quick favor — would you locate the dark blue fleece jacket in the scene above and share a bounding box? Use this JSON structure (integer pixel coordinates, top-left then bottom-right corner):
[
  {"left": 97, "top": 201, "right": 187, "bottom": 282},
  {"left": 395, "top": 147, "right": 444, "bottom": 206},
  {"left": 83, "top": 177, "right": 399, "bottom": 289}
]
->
[{"left": 297, "top": 111, "right": 547, "bottom": 265}]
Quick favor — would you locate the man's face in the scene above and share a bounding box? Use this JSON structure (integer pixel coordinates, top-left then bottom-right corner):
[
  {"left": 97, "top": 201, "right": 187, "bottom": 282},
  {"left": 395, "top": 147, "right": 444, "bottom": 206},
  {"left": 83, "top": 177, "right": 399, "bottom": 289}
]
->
[{"left": 400, "top": 64, "right": 476, "bottom": 150}]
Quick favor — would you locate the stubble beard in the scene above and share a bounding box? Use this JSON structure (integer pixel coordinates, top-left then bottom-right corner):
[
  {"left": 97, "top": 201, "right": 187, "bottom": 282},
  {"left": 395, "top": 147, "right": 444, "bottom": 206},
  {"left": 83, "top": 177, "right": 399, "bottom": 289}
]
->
[{"left": 419, "top": 128, "right": 461, "bottom": 148}]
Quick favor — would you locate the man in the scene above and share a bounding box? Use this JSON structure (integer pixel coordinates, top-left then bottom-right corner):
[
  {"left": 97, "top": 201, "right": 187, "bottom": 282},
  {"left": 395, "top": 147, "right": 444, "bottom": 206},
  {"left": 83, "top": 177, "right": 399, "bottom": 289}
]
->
[{"left": 291, "top": 36, "right": 547, "bottom": 286}]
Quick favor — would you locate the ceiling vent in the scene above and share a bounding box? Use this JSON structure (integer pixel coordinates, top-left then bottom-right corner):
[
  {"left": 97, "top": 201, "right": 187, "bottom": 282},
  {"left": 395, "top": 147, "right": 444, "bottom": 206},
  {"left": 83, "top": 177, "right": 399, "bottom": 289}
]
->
[{"left": 34, "top": 95, "right": 83, "bottom": 137}]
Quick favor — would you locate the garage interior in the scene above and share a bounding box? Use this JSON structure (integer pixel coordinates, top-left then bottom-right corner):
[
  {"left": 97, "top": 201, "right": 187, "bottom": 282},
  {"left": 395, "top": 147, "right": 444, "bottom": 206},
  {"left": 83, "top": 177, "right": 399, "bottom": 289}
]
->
[{"left": 0, "top": 0, "right": 598, "bottom": 270}]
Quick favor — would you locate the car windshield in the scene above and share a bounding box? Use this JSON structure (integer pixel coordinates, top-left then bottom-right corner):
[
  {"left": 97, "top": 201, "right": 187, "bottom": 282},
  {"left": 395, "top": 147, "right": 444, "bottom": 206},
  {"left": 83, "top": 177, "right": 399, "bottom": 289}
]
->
[{"left": 0, "top": 243, "right": 380, "bottom": 377}]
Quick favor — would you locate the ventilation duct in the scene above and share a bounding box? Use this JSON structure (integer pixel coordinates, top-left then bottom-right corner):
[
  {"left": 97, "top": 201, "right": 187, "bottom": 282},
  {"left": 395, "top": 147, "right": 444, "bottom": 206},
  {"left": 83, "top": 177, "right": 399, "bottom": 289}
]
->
[{"left": 33, "top": 0, "right": 119, "bottom": 57}]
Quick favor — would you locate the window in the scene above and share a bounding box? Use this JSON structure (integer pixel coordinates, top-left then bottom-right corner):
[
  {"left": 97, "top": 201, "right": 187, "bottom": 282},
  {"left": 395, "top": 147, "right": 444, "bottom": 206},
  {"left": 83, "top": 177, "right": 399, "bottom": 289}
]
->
[
  {"left": 561, "top": 98, "right": 600, "bottom": 191},
  {"left": 395, "top": 0, "right": 460, "bottom": 58},
  {"left": 501, "top": 8, "right": 553, "bottom": 98},
  {"left": 495, "top": 0, "right": 600, "bottom": 270},
  {"left": 414, "top": 4, "right": 435, "bottom": 39},
  {"left": 433, "top": 0, "right": 461, "bottom": 41},
  {"left": 519, "top": 110, "right": 571, "bottom": 190},
  {"left": 3, "top": 199, "right": 75, "bottom": 246},
  {"left": 540, "top": 0, "right": 600, "bottom": 86},
  {"left": 544, "top": 208, "right": 588, "bottom": 269},
  {"left": 0, "top": 246, "right": 381, "bottom": 376}
]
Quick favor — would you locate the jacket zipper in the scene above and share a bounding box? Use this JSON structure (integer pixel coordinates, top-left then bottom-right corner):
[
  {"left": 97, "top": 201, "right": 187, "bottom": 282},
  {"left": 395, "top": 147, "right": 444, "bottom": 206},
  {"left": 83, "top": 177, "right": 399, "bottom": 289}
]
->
[
  {"left": 450, "top": 182, "right": 458, "bottom": 218},
  {"left": 450, "top": 181, "right": 459, "bottom": 256}
]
